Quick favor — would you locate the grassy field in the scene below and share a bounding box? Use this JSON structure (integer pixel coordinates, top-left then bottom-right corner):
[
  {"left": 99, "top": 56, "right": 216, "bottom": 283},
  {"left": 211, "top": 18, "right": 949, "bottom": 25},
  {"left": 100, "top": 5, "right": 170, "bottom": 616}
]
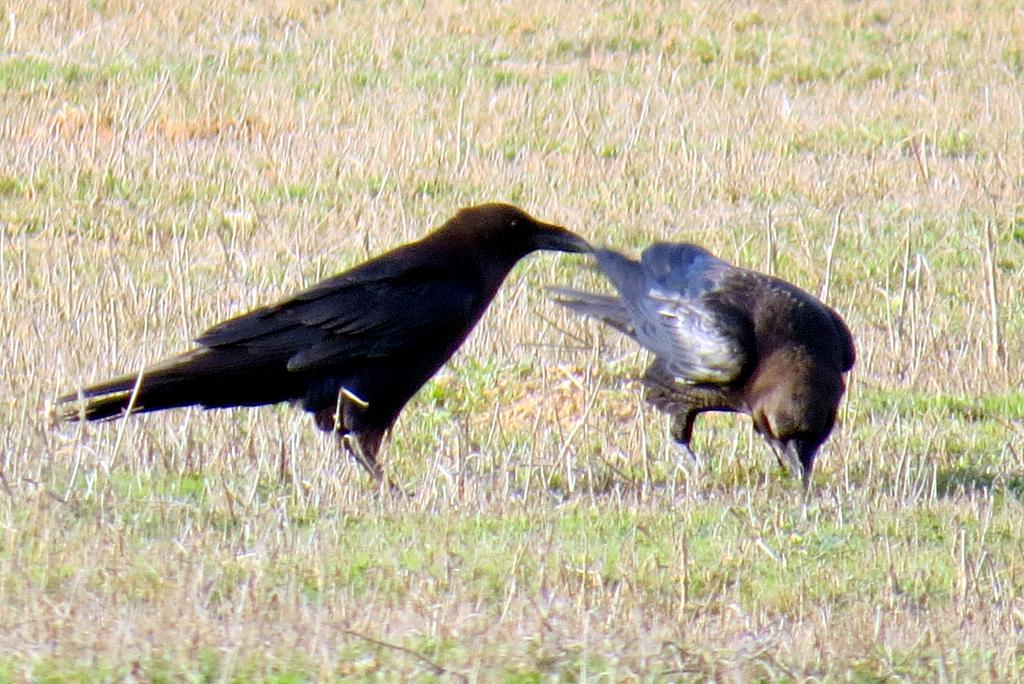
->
[{"left": 3, "top": 0, "right": 1024, "bottom": 679}]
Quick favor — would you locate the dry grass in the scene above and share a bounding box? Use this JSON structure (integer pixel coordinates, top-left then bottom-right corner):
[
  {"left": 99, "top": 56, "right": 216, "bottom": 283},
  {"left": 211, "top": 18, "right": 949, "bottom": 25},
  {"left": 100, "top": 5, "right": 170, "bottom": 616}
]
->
[{"left": 2, "top": 0, "right": 1024, "bottom": 679}]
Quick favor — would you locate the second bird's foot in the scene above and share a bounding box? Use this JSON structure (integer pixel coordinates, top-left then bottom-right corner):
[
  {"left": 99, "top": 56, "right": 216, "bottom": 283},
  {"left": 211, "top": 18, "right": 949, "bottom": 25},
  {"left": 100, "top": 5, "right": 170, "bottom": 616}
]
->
[{"left": 672, "top": 441, "right": 704, "bottom": 473}]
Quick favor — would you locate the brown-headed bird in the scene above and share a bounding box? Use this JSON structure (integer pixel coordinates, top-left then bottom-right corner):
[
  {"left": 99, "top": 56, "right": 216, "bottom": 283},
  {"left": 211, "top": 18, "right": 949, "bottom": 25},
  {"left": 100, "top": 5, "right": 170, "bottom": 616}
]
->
[
  {"left": 55, "top": 204, "right": 590, "bottom": 485},
  {"left": 552, "top": 242, "right": 854, "bottom": 488}
]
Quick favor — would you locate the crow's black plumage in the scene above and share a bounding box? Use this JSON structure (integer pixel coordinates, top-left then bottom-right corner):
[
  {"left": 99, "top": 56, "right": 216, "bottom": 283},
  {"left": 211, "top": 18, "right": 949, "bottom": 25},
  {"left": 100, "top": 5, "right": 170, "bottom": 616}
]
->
[
  {"left": 552, "top": 243, "right": 855, "bottom": 488},
  {"left": 56, "top": 204, "right": 590, "bottom": 484}
]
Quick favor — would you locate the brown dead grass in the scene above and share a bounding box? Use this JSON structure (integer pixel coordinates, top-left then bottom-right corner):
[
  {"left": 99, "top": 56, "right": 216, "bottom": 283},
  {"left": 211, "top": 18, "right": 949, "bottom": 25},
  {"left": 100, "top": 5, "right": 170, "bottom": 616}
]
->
[
  {"left": 42, "top": 105, "right": 114, "bottom": 141},
  {"left": 150, "top": 114, "right": 277, "bottom": 141}
]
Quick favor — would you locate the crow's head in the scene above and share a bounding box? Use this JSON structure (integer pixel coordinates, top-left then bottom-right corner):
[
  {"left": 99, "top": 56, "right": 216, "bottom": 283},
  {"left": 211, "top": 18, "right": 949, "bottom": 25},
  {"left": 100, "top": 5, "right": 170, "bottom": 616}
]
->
[{"left": 448, "top": 203, "right": 591, "bottom": 258}]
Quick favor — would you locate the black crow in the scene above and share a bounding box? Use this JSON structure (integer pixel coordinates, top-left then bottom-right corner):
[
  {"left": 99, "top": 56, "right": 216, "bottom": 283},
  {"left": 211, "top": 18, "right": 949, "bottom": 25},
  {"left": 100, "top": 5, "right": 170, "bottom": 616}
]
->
[
  {"left": 552, "top": 242, "right": 855, "bottom": 488},
  {"left": 56, "top": 204, "right": 590, "bottom": 485}
]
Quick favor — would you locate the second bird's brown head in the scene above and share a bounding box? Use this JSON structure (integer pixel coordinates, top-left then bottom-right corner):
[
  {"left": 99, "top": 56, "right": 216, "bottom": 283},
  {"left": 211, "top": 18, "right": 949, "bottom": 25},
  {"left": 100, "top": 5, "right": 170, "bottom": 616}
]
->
[{"left": 747, "top": 347, "right": 848, "bottom": 488}]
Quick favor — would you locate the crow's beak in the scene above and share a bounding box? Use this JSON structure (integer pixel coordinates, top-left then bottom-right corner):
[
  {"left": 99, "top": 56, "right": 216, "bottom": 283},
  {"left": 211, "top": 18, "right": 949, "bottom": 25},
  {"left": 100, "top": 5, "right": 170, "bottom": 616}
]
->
[{"left": 533, "top": 224, "right": 592, "bottom": 254}]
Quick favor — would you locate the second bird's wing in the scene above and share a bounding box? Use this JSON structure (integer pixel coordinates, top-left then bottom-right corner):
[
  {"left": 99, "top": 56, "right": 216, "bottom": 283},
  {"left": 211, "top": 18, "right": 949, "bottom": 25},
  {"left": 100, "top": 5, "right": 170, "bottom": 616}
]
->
[
  {"left": 547, "top": 287, "right": 635, "bottom": 337},
  {"left": 597, "top": 244, "right": 755, "bottom": 385}
]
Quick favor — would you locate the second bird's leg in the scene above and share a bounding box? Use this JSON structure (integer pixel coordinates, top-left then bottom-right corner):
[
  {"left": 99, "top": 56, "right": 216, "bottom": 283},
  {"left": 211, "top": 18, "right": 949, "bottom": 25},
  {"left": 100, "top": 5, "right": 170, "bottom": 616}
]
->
[
  {"left": 642, "top": 363, "right": 704, "bottom": 469},
  {"left": 641, "top": 361, "right": 742, "bottom": 473},
  {"left": 669, "top": 411, "right": 703, "bottom": 468}
]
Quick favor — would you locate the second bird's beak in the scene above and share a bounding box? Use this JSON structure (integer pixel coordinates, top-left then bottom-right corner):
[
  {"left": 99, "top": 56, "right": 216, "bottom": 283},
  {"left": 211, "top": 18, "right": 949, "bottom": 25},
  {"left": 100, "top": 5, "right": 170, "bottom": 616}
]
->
[
  {"left": 781, "top": 439, "right": 818, "bottom": 490},
  {"left": 533, "top": 224, "right": 592, "bottom": 254}
]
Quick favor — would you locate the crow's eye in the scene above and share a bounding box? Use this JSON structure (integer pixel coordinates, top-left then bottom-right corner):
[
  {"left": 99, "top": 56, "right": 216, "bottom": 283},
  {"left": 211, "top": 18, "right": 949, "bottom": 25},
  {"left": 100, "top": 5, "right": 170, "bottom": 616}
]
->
[{"left": 509, "top": 220, "right": 518, "bottom": 227}]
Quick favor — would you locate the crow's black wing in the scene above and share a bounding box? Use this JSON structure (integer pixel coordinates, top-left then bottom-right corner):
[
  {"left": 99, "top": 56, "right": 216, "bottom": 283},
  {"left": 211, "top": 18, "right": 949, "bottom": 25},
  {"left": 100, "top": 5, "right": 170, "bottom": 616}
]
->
[{"left": 196, "top": 258, "right": 479, "bottom": 372}]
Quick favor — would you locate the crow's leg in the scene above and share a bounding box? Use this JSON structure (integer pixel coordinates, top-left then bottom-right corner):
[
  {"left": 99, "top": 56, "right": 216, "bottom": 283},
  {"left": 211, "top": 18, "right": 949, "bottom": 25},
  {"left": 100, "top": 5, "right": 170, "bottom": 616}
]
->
[
  {"left": 341, "top": 429, "right": 384, "bottom": 481},
  {"left": 316, "top": 402, "right": 405, "bottom": 494},
  {"left": 316, "top": 404, "right": 380, "bottom": 477},
  {"left": 342, "top": 429, "right": 408, "bottom": 496}
]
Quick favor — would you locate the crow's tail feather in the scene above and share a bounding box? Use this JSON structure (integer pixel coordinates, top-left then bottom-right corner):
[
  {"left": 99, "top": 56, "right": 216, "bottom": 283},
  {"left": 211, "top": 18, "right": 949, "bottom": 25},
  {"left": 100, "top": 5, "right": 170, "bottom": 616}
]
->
[{"left": 54, "top": 348, "right": 298, "bottom": 422}]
